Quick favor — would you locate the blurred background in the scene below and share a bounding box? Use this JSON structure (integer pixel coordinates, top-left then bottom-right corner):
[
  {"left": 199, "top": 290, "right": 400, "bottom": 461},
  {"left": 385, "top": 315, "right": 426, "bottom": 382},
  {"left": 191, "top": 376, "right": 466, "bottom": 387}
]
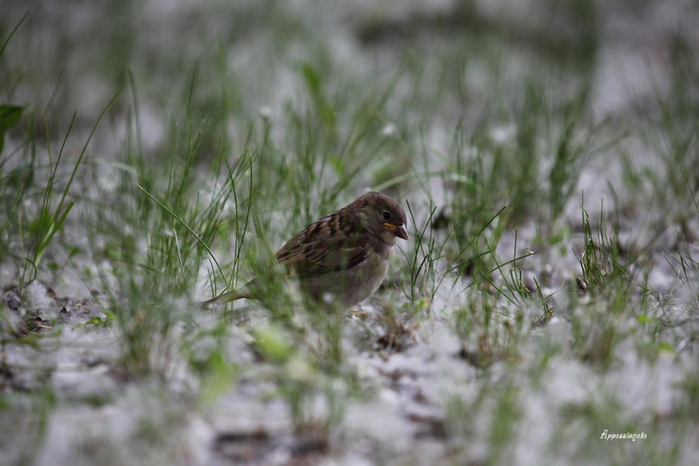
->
[{"left": 2, "top": 1, "right": 699, "bottom": 465}]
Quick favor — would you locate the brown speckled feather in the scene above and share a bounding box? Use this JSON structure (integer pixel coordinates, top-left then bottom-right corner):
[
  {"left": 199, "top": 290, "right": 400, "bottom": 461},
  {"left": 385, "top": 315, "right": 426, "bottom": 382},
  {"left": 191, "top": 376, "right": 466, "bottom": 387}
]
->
[{"left": 275, "top": 211, "right": 369, "bottom": 278}]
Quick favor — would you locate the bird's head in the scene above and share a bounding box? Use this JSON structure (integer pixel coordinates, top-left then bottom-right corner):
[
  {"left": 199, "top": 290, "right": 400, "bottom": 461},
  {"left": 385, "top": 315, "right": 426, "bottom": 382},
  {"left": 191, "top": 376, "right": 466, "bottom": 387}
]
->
[{"left": 354, "top": 191, "right": 408, "bottom": 246}]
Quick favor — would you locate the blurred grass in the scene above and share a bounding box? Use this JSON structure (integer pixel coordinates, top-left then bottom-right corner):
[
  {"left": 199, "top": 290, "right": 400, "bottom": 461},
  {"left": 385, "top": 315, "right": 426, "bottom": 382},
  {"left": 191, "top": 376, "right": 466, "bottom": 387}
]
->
[{"left": 1, "top": 1, "right": 698, "bottom": 465}]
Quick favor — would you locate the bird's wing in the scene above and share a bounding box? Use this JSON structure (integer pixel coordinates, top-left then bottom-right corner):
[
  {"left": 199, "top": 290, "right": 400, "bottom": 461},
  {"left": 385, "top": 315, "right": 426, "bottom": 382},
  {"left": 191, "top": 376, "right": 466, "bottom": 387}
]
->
[{"left": 275, "top": 212, "right": 368, "bottom": 278}]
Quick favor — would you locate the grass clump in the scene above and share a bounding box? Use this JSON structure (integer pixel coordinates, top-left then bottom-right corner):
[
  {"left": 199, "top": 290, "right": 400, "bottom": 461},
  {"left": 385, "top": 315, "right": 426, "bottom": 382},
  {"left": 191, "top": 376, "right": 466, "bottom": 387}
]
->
[{"left": 2, "top": 3, "right": 699, "bottom": 465}]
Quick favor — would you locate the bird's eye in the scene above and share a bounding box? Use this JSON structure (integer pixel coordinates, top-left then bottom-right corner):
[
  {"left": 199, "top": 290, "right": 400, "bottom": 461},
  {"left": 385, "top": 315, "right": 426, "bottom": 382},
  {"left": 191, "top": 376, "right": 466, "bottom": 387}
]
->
[{"left": 382, "top": 211, "right": 391, "bottom": 219}]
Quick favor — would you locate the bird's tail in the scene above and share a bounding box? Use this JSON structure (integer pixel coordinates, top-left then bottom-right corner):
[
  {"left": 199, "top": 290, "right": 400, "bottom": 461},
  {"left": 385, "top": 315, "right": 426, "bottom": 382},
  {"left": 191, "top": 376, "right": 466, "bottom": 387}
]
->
[{"left": 200, "top": 287, "right": 250, "bottom": 308}]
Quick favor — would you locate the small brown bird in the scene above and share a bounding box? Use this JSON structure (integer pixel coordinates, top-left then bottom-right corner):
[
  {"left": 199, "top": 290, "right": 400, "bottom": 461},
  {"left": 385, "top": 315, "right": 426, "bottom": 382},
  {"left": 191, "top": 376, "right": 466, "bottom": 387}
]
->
[{"left": 202, "top": 191, "right": 408, "bottom": 310}]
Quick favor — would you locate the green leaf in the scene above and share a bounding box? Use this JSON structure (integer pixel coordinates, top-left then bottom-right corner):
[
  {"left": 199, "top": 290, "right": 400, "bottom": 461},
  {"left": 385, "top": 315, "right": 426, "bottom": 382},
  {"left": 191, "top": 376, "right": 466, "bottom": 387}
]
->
[
  {"left": 253, "top": 324, "right": 293, "bottom": 362},
  {"left": 0, "top": 104, "right": 24, "bottom": 152},
  {"left": 657, "top": 341, "right": 675, "bottom": 354},
  {"left": 199, "top": 352, "right": 238, "bottom": 404},
  {"left": 300, "top": 63, "right": 322, "bottom": 99},
  {"left": 74, "top": 311, "right": 115, "bottom": 329}
]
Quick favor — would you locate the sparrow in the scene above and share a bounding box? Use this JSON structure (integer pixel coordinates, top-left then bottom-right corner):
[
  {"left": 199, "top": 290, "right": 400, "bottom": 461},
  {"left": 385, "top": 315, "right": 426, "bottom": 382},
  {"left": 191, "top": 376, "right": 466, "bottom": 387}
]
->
[{"left": 202, "top": 191, "right": 408, "bottom": 310}]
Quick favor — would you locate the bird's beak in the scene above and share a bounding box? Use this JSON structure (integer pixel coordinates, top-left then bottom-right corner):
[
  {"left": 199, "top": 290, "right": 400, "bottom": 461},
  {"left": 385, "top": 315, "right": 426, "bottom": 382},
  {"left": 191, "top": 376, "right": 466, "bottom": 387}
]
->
[{"left": 385, "top": 223, "right": 409, "bottom": 240}]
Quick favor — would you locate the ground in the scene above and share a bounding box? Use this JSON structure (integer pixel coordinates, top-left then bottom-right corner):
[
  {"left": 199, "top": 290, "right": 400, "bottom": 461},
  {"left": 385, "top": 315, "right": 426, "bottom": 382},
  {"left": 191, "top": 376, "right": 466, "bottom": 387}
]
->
[{"left": 1, "top": 1, "right": 699, "bottom": 465}]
